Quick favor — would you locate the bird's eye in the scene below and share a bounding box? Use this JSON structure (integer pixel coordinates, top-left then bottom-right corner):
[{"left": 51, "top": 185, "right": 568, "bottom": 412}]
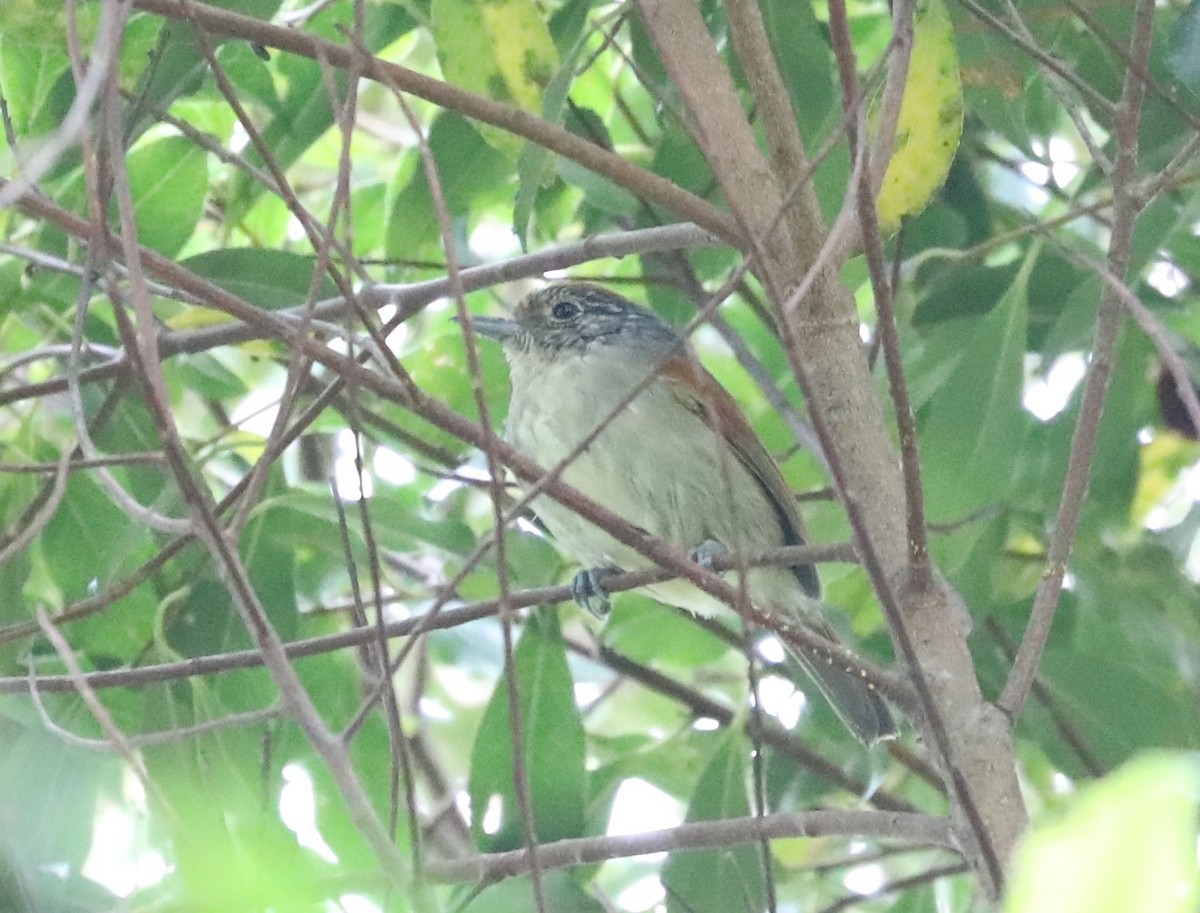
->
[{"left": 550, "top": 300, "right": 581, "bottom": 321}]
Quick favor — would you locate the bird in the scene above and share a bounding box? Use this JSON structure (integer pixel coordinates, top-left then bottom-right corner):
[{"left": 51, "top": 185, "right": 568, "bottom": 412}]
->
[{"left": 468, "top": 282, "right": 896, "bottom": 744}]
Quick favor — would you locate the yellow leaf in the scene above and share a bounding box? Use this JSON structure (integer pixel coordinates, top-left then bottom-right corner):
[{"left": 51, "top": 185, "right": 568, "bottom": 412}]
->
[
  {"left": 431, "top": 0, "right": 559, "bottom": 159},
  {"left": 876, "top": 0, "right": 963, "bottom": 233}
]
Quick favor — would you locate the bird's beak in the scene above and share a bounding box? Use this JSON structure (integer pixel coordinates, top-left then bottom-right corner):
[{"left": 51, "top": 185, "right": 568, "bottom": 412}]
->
[{"left": 458, "top": 314, "right": 521, "bottom": 342}]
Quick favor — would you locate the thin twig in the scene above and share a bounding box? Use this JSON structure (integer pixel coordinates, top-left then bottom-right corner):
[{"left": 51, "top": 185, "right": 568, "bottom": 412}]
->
[
  {"left": 131, "top": 0, "right": 741, "bottom": 245},
  {"left": 35, "top": 608, "right": 155, "bottom": 797},
  {"left": 0, "top": 452, "right": 166, "bottom": 473},
  {"left": 423, "top": 810, "right": 956, "bottom": 883},
  {"left": 0, "top": 222, "right": 722, "bottom": 409},
  {"left": 984, "top": 619, "right": 1103, "bottom": 777},
  {"left": 999, "top": 0, "right": 1156, "bottom": 719},
  {"left": 832, "top": 0, "right": 931, "bottom": 582},
  {"left": 814, "top": 862, "right": 970, "bottom": 913},
  {"left": 1, "top": 543, "right": 871, "bottom": 695},
  {"left": 97, "top": 32, "right": 413, "bottom": 883},
  {"left": 823, "top": 0, "right": 1004, "bottom": 888}
]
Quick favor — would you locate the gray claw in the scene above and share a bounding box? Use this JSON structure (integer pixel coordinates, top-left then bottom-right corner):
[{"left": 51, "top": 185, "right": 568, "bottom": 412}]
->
[
  {"left": 572, "top": 567, "right": 619, "bottom": 618},
  {"left": 689, "top": 538, "right": 727, "bottom": 570}
]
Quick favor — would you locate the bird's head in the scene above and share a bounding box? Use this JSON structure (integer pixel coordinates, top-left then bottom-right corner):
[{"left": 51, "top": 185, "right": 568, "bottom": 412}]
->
[{"left": 468, "top": 283, "right": 683, "bottom": 360}]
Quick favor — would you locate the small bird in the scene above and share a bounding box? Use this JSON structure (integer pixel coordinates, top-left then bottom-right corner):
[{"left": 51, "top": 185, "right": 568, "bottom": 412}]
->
[{"left": 469, "top": 283, "right": 895, "bottom": 743}]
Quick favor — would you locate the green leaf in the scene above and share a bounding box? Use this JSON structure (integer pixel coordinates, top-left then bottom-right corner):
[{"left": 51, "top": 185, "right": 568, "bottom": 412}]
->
[
  {"left": 513, "top": 7, "right": 593, "bottom": 247},
  {"left": 912, "top": 258, "right": 1021, "bottom": 328},
  {"left": 179, "top": 249, "right": 339, "bottom": 311},
  {"left": 241, "top": 480, "right": 300, "bottom": 645},
  {"left": 0, "top": 719, "right": 122, "bottom": 905},
  {"left": 114, "top": 1, "right": 281, "bottom": 169},
  {"left": 385, "top": 113, "right": 513, "bottom": 257},
  {"left": 39, "top": 473, "right": 154, "bottom": 604},
  {"left": 604, "top": 595, "right": 730, "bottom": 668},
  {"left": 469, "top": 609, "right": 587, "bottom": 851},
  {"left": 1040, "top": 649, "right": 1199, "bottom": 767},
  {"left": 918, "top": 243, "right": 1033, "bottom": 522},
  {"left": 1005, "top": 753, "right": 1200, "bottom": 913},
  {"left": 0, "top": 38, "right": 69, "bottom": 134},
  {"left": 172, "top": 352, "right": 250, "bottom": 401},
  {"left": 662, "top": 731, "right": 766, "bottom": 913},
  {"left": 1169, "top": 0, "right": 1200, "bottom": 90},
  {"left": 215, "top": 40, "right": 280, "bottom": 114},
  {"left": 431, "top": 0, "right": 559, "bottom": 159},
  {"left": 1083, "top": 330, "right": 1154, "bottom": 522},
  {"left": 224, "top": 3, "right": 416, "bottom": 221},
  {"left": 760, "top": 0, "right": 837, "bottom": 138},
  {"left": 144, "top": 713, "right": 332, "bottom": 912},
  {"left": 406, "top": 320, "right": 512, "bottom": 426},
  {"left": 264, "top": 487, "right": 475, "bottom": 559},
  {"left": 466, "top": 870, "right": 606, "bottom": 913},
  {"left": 0, "top": 1, "right": 86, "bottom": 47},
  {"left": 650, "top": 120, "right": 712, "bottom": 197},
  {"left": 557, "top": 157, "right": 638, "bottom": 218},
  {"left": 125, "top": 136, "right": 208, "bottom": 256}
]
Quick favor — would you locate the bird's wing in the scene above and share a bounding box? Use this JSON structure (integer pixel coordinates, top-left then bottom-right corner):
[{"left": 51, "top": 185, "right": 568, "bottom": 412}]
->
[{"left": 659, "top": 355, "right": 821, "bottom": 599}]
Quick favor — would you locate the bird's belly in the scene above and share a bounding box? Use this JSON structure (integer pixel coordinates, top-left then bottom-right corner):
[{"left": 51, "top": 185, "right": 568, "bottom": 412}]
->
[
  {"left": 508, "top": 384, "right": 688, "bottom": 568},
  {"left": 504, "top": 361, "right": 797, "bottom": 616}
]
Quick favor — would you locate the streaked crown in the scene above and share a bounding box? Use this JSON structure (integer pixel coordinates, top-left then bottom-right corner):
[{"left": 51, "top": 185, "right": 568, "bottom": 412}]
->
[{"left": 508, "top": 283, "right": 684, "bottom": 357}]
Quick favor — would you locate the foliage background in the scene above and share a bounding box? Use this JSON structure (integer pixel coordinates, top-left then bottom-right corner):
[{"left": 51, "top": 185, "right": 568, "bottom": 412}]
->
[{"left": 0, "top": 0, "right": 1199, "bottom": 911}]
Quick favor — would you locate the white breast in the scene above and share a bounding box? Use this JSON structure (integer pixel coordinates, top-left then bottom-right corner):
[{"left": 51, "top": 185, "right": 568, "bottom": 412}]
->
[{"left": 503, "top": 347, "right": 807, "bottom": 619}]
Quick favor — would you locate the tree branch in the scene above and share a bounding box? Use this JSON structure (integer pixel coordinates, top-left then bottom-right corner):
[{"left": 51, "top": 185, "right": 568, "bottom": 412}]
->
[
  {"left": 999, "top": 0, "right": 1156, "bottom": 719},
  {"left": 423, "top": 810, "right": 956, "bottom": 883},
  {"left": 634, "top": 0, "right": 1028, "bottom": 892},
  {"left": 0, "top": 222, "right": 721, "bottom": 409},
  {"left": 130, "top": 0, "right": 740, "bottom": 245},
  {"left": 2, "top": 543, "right": 875, "bottom": 694}
]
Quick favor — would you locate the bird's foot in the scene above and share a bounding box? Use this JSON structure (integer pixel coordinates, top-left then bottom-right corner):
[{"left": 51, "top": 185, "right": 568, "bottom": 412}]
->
[
  {"left": 688, "top": 539, "right": 727, "bottom": 570},
  {"left": 571, "top": 567, "right": 621, "bottom": 618}
]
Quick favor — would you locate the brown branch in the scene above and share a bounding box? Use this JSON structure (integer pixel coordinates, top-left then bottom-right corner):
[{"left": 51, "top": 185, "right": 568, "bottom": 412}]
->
[
  {"left": 0, "top": 222, "right": 721, "bottom": 409},
  {"left": 35, "top": 609, "right": 152, "bottom": 787},
  {"left": 984, "top": 619, "right": 1103, "bottom": 777},
  {"left": 32, "top": 686, "right": 282, "bottom": 751},
  {"left": 580, "top": 639, "right": 924, "bottom": 812},
  {"left": 828, "top": 0, "right": 931, "bottom": 582},
  {"left": 89, "top": 55, "right": 411, "bottom": 885},
  {"left": 814, "top": 861, "right": 970, "bottom": 913},
  {"left": 423, "top": 810, "right": 956, "bottom": 883},
  {"left": 723, "top": 0, "right": 826, "bottom": 244},
  {"left": 1, "top": 542, "right": 865, "bottom": 694},
  {"left": 999, "top": 0, "right": 1156, "bottom": 719},
  {"left": 0, "top": 452, "right": 166, "bottom": 472},
  {"left": 129, "top": 0, "right": 740, "bottom": 245},
  {"left": 633, "top": 0, "right": 1027, "bottom": 892},
  {"left": 375, "top": 35, "right": 548, "bottom": 908}
]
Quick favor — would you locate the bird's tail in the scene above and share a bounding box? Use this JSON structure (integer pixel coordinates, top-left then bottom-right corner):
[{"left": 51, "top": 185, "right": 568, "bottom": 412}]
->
[{"left": 789, "top": 648, "right": 897, "bottom": 745}]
